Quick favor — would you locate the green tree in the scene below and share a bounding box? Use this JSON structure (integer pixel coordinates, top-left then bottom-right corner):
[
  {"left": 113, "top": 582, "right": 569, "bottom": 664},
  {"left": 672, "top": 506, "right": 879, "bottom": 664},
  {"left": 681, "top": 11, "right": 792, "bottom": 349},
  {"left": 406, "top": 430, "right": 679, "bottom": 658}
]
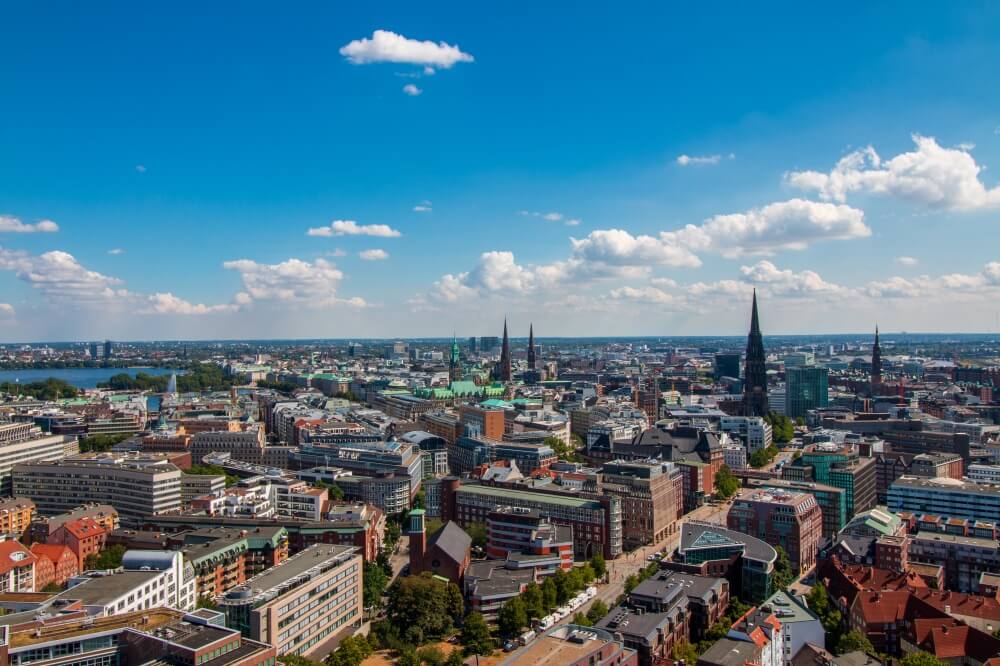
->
[
  {"left": 498, "top": 597, "right": 529, "bottom": 637},
  {"left": 624, "top": 574, "right": 639, "bottom": 594},
  {"left": 417, "top": 646, "right": 446, "bottom": 666},
  {"left": 725, "top": 597, "right": 752, "bottom": 622},
  {"left": 590, "top": 552, "right": 607, "bottom": 579},
  {"left": 586, "top": 599, "right": 609, "bottom": 624},
  {"left": 445, "top": 649, "right": 464, "bottom": 666},
  {"left": 541, "top": 578, "right": 558, "bottom": 610},
  {"left": 806, "top": 582, "right": 830, "bottom": 617},
  {"left": 836, "top": 630, "right": 874, "bottom": 656},
  {"left": 196, "top": 596, "right": 218, "bottom": 610},
  {"left": 278, "top": 656, "right": 322, "bottom": 666},
  {"left": 0, "top": 378, "right": 79, "bottom": 400},
  {"left": 572, "top": 611, "right": 592, "bottom": 626},
  {"left": 325, "top": 636, "right": 373, "bottom": 666},
  {"left": 466, "top": 522, "right": 487, "bottom": 550},
  {"left": 900, "top": 652, "right": 949, "bottom": 666},
  {"left": 766, "top": 413, "right": 795, "bottom": 443},
  {"left": 385, "top": 573, "right": 464, "bottom": 643},
  {"left": 714, "top": 464, "right": 741, "bottom": 499},
  {"left": 79, "top": 433, "right": 130, "bottom": 453},
  {"left": 186, "top": 464, "right": 238, "bottom": 487},
  {"left": 672, "top": 641, "right": 699, "bottom": 665},
  {"left": 395, "top": 649, "right": 420, "bottom": 666},
  {"left": 772, "top": 546, "right": 794, "bottom": 590},
  {"left": 363, "top": 561, "right": 389, "bottom": 614},
  {"left": 460, "top": 612, "right": 493, "bottom": 656},
  {"left": 522, "top": 582, "right": 544, "bottom": 619},
  {"left": 84, "top": 544, "right": 126, "bottom": 570}
]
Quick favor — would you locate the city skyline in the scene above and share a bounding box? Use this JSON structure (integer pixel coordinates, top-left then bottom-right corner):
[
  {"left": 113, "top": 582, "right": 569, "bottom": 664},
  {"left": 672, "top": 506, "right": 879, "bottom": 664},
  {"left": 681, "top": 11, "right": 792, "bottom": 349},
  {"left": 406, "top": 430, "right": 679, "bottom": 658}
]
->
[{"left": 3, "top": 3, "right": 1000, "bottom": 341}]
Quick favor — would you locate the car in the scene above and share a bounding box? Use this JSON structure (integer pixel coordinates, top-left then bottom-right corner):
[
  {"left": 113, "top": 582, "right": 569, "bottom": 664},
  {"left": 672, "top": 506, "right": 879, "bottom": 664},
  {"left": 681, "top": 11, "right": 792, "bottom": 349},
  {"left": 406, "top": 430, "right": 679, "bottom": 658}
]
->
[
  {"left": 646, "top": 554, "right": 656, "bottom": 561},
  {"left": 503, "top": 641, "right": 517, "bottom": 652}
]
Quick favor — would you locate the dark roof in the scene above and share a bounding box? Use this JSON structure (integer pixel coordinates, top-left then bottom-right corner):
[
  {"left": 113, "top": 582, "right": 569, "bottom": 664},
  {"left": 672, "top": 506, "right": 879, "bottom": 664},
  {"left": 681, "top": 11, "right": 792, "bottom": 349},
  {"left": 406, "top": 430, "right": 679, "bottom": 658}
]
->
[
  {"left": 680, "top": 522, "right": 776, "bottom": 565},
  {"left": 698, "top": 637, "right": 762, "bottom": 666},
  {"left": 429, "top": 521, "right": 471, "bottom": 566},
  {"left": 632, "top": 425, "right": 722, "bottom": 464}
]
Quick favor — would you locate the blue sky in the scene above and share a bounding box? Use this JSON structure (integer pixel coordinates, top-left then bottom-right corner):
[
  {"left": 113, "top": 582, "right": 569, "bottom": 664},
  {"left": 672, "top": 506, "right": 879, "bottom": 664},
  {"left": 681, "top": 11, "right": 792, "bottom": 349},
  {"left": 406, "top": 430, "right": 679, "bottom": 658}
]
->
[{"left": 2, "top": 2, "right": 1000, "bottom": 341}]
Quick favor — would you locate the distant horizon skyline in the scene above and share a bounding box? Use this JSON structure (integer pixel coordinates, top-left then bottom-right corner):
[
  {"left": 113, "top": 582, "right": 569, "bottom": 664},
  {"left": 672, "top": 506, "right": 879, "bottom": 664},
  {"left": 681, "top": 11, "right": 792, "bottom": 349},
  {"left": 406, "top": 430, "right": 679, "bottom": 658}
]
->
[{"left": 3, "top": 4, "right": 1000, "bottom": 340}]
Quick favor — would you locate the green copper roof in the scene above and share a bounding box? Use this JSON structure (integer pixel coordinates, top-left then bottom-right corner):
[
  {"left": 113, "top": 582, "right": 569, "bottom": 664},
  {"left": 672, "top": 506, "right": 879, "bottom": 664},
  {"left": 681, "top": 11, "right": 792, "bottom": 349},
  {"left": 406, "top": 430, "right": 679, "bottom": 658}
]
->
[{"left": 480, "top": 399, "right": 512, "bottom": 408}]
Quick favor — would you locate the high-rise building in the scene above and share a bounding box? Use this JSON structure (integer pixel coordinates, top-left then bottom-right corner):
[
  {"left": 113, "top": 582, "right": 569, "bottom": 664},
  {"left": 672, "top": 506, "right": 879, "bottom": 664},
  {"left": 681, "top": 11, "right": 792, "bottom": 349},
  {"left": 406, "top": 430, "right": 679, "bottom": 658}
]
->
[
  {"left": 468, "top": 336, "right": 477, "bottom": 353},
  {"left": 103, "top": 339, "right": 113, "bottom": 360},
  {"left": 871, "top": 325, "right": 883, "bottom": 394},
  {"left": 785, "top": 366, "right": 829, "bottom": 418},
  {"left": 527, "top": 323, "right": 536, "bottom": 369},
  {"left": 714, "top": 353, "right": 741, "bottom": 380},
  {"left": 479, "top": 336, "right": 499, "bottom": 352},
  {"left": 742, "top": 290, "right": 769, "bottom": 417}
]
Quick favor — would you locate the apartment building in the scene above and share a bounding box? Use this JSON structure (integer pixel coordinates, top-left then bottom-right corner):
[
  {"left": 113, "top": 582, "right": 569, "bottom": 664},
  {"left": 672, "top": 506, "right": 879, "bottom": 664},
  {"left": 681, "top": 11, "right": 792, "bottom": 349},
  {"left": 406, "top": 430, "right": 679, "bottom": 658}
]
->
[
  {"left": 720, "top": 416, "right": 773, "bottom": 454},
  {"left": 13, "top": 456, "right": 182, "bottom": 526},
  {"left": 888, "top": 475, "right": 1000, "bottom": 524},
  {"left": 0, "top": 541, "right": 36, "bottom": 592},
  {"left": 0, "top": 497, "right": 34, "bottom": 538},
  {"left": 218, "top": 544, "right": 362, "bottom": 658},
  {"left": 63, "top": 549, "right": 196, "bottom": 613}
]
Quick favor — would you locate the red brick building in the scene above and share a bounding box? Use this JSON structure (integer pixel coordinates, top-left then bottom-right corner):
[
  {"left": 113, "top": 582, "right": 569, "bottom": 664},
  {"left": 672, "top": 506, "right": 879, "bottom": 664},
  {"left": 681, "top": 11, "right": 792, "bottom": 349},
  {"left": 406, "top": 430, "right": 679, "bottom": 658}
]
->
[
  {"left": 727, "top": 488, "right": 823, "bottom": 575},
  {"left": 408, "top": 509, "right": 471, "bottom": 585},
  {"left": 49, "top": 517, "right": 108, "bottom": 570},
  {"left": 29, "top": 543, "right": 78, "bottom": 589}
]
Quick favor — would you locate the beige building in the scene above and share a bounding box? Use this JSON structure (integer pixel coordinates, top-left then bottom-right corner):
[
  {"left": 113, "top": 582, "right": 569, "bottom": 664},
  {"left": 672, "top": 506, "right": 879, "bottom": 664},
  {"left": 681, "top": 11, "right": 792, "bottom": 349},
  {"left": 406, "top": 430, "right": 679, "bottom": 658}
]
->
[
  {"left": 601, "top": 460, "right": 684, "bottom": 548},
  {"left": 219, "top": 544, "right": 362, "bottom": 657},
  {"left": 0, "top": 423, "right": 78, "bottom": 495}
]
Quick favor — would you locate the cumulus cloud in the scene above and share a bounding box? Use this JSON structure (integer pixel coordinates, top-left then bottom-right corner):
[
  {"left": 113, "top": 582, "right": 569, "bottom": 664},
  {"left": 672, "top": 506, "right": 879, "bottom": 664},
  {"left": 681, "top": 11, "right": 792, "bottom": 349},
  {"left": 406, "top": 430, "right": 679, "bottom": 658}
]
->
[
  {"left": 0, "top": 248, "right": 128, "bottom": 304},
  {"left": 307, "top": 220, "right": 401, "bottom": 238},
  {"left": 676, "top": 153, "right": 733, "bottom": 166},
  {"left": 786, "top": 134, "right": 1000, "bottom": 210},
  {"left": 359, "top": 249, "right": 389, "bottom": 261},
  {"left": 223, "top": 257, "right": 362, "bottom": 307},
  {"left": 402, "top": 84, "right": 422, "bottom": 96},
  {"left": 0, "top": 303, "right": 14, "bottom": 317},
  {"left": 679, "top": 198, "right": 870, "bottom": 258},
  {"left": 608, "top": 285, "right": 678, "bottom": 305},
  {"left": 570, "top": 228, "right": 702, "bottom": 270},
  {"left": 0, "top": 215, "right": 59, "bottom": 233},
  {"left": 565, "top": 218, "right": 581, "bottom": 227},
  {"left": 738, "top": 260, "right": 848, "bottom": 297},
  {"left": 413, "top": 201, "right": 432, "bottom": 212},
  {"left": 141, "top": 293, "right": 238, "bottom": 315},
  {"left": 895, "top": 256, "right": 918, "bottom": 266},
  {"left": 865, "top": 262, "right": 1000, "bottom": 298},
  {"left": 107, "top": 248, "right": 125, "bottom": 255},
  {"left": 340, "top": 30, "right": 474, "bottom": 68}
]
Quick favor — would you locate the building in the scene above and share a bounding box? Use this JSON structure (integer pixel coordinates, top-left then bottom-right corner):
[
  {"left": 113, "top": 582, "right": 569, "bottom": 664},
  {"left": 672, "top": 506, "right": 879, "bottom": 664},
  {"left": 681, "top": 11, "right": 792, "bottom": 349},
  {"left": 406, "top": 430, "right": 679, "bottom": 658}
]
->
[
  {"left": 0, "top": 608, "right": 276, "bottom": 666},
  {"left": 218, "top": 544, "right": 362, "bottom": 658},
  {"left": 626, "top": 425, "right": 724, "bottom": 511},
  {"left": 672, "top": 522, "right": 776, "bottom": 603},
  {"left": 723, "top": 443, "right": 748, "bottom": 470},
  {"left": 63, "top": 550, "right": 196, "bottom": 613},
  {"left": 888, "top": 476, "right": 1000, "bottom": 524},
  {"left": 190, "top": 427, "right": 274, "bottom": 466},
  {"left": 25, "top": 504, "right": 119, "bottom": 544},
  {"left": 49, "top": 517, "right": 108, "bottom": 570},
  {"left": 175, "top": 530, "right": 250, "bottom": 600},
  {"left": 595, "top": 575, "right": 690, "bottom": 665},
  {"left": 407, "top": 509, "right": 471, "bottom": 584},
  {"left": 485, "top": 506, "right": 573, "bottom": 570},
  {"left": 759, "top": 591, "right": 822, "bottom": 666},
  {"left": 600, "top": 460, "right": 683, "bottom": 548},
  {"left": 458, "top": 405, "right": 506, "bottom": 440},
  {"left": 747, "top": 478, "right": 847, "bottom": 538},
  {"left": 30, "top": 542, "right": 78, "bottom": 588},
  {"left": 500, "top": 625, "right": 638, "bottom": 666},
  {"left": 728, "top": 488, "right": 823, "bottom": 574},
  {"left": 182, "top": 473, "right": 227, "bottom": 504},
  {"left": 786, "top": 367, "right": 829, "bottom": 418},
  {"left": 721, "top": 416, "right": 773, "bottom": 455},
  {"left": 0, "top": 423, "right": 77, "bottom": 494},
  {"left": 292, "top": 438, "right": 423, "bottom": 504},
  {"left": 495, "top": 319, "right": 512, "bottom": 382},
  {"left": 827, "top": 457, "right": 877, "bottom": 518},
  {"left": 0, "top": 541, "right": 36, "bottom": 592},
  {"left": 907, "top": 531, "right": 1000, "bottom": 593},
  {"left": 742, "top": 291, "right": 769, "bottom": 418},
  {"left": 699, "top": 605, "right": 784, "bottom": 666},
  {"left": 0, "top": 497, "right": 34, "bottom": 538},
  {"left": 447, "top": 482, "right": 623, "bottom": 559},
  {"left": 840, "top": 507, "right": 904, "bottom": 539},
  {"left": 715, "top": 353, "right": 741, "bottom": 381},
  {"left": 871, "top": 327, "right": 882, "bottom": 394},
  {"left": 13, "top": 456, "right": 182, "bottom": 526}
]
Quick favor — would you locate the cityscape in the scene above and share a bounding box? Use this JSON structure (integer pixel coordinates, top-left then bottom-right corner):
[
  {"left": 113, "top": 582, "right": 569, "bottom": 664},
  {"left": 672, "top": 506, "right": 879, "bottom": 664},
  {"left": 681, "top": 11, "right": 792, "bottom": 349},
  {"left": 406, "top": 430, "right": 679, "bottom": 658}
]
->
[{"left": 3, "top": 3, "right": 1000, "bottom": 666}]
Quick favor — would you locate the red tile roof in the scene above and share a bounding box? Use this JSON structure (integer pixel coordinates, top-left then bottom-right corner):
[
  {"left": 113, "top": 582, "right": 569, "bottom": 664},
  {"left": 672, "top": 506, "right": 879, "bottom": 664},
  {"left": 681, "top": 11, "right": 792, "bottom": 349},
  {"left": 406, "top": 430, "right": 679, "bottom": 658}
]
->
[
  {"left": 0, "top": 541, "right": 36, "bottom": 574},
  {"left": 60, "top": 517, "right": 106, "bottom": 540},
  {"left": 29, "top": 543, "right": 73, "bottom": 565}
]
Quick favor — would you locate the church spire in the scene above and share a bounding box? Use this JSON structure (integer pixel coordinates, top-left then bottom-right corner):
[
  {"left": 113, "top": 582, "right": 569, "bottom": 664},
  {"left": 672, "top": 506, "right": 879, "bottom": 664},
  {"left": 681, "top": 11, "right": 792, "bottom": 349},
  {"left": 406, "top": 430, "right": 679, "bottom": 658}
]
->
[
  {"left": 871, "top": 324, "right": 882, "bottom": 395},
  {"left": 742, "top": 289, "right": 769, "bottom": 417},
  {"left": 497, "top": 318, "right": 512, "bottom": 382},
  {"left": 527, "top": 323, "right": 536, "bottom": 369},
  {"left": 449, "top": 332, "right": 461, "bottom": 381}
]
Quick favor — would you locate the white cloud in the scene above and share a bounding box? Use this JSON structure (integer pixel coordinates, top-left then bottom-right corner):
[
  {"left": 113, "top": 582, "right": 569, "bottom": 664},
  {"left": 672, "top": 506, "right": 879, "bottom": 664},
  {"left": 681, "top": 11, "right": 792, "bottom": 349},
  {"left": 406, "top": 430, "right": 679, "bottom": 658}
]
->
[
  {"left": 570, "top": 229, "right": 702, "bottom": 269},
  {"left": 423, "top": 66, "right": 436, "bottom": 75},
  {"left": 521, "top": 210, "right": 573, "bottom": 223},
  {"left": 107, "top": 248, "right": 125, "bottom": 255},
  {"left": 141, "top": 292, "right": 238, "bottom": 315},
  {"left": 413, "top": 201, "right": 432, "bottom": 212},
  {"left": 223, "top": 257, "right": 361, "bottom": 307},
  {"left": 787, "top": 134, "right": 1000, "bottom": 211},
  {"left": 0, "top": 216, "right": 59, "bottom": 233},
  {"left": 681, "top": 198, "right": 870, "bottom": 258},
  {"left": 676, "top": 153, "right": 734, "bottom": 166},
  {"left": 565, "top": 218, "right": 581, "bottom": 227},
  {"left": 895, "top": 256, "right": 918, "bottom": 266},
  {"left": 738, "top": 260, "right": 848, "bottom": 297},
  {"left": 0, "top": 248, "right": 128, "bottom": 304},
  {"left": 135, "top": 165, "right": 147, "bottom": 173},
  {"left": 327, "top": 249, "right": 348, "bottom": 257},
  {"left": 359, "top": 249, "right": 389, "bottom": 261},
  {"left": 865, "top": 261, "right": 1000, "bottom": 298},
  {"left": 402, "top": 84, "right": 422, "bottom": 96},
  {"left": 608, "top": 285, "right": 678, "bottom": 304},
  {"left": 340, "top": 30, "right": 474, "bottom": 68},
  {"left": 0, "top": 303, "right": 14, "bottom": 317},
  {"left": 307, "top": 220, "right": 401, "bottom": 238}
]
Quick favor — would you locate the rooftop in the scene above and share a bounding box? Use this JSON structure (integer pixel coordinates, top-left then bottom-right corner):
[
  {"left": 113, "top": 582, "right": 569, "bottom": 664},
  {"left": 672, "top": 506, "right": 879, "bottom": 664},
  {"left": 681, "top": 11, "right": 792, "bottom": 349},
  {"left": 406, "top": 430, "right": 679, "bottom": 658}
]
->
[
  {"left": 456, "top": 483, "right": 604, "bottom": 509},
  {"left": 57, "top": 570, "right": 161, "bottom": 607},
  {"left": 220, "top": 544, "right": 357, "bottom": 606},
  {"left": 502, "top": 625, "right": 621, "bottom": 665},
  {"left": 9, "top": 608, "right": 182, "bottom": 649}
]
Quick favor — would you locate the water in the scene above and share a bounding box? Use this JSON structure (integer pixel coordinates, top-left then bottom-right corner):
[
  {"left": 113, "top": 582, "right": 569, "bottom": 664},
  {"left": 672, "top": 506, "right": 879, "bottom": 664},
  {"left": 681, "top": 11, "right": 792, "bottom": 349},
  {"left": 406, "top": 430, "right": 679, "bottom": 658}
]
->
[{"left": 0, "top": 367, "right": 179, "bottom": 389}]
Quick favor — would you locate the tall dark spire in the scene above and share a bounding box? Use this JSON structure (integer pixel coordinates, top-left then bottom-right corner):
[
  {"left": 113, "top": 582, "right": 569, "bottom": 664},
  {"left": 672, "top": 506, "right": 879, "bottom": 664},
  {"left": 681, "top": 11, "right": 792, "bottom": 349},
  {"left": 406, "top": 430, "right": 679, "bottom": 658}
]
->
[
  {"left": 497, "top": 318, "right": 512, "bottom": 382},
  {"left": 742, "top": 289, "right": 769, "bottom": 417},
  {"left": 871, "top": 325, "right": 882, "bottom": 394},
  {"left": 449, "top": 333, "right": 462, "bottom": 381},
  {"left": 527, "top": 323, "right": 536, "bottom": 369}
]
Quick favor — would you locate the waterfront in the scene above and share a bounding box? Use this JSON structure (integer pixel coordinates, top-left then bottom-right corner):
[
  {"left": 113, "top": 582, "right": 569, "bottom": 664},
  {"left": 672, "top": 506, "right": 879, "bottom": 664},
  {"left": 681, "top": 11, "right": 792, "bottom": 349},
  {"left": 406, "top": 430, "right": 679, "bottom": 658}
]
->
[{"left": 0, "top": 367, "right": 178, "bottom": 389}]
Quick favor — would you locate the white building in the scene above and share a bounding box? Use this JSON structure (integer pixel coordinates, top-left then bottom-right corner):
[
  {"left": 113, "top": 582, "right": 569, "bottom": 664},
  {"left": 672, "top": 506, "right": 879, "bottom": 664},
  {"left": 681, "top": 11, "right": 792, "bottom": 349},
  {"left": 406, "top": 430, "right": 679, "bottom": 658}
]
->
[
  {"left": 64, "top": 550, "right": 196, "bottom": 615},
  {"left": 761, "top": 590, "right": 822, "bottom": 665},
  {"left": 0, "top": 422, "right": 77, "bottom": 495},
  {"left": 967, "top": 464, "right": 1000, "bottom": 485},
  {"left": 721, "top": 416, "right": 773, "bottom": 454},
  {"left": 723, "top": 443, "right": 748, "bottom": 470}
]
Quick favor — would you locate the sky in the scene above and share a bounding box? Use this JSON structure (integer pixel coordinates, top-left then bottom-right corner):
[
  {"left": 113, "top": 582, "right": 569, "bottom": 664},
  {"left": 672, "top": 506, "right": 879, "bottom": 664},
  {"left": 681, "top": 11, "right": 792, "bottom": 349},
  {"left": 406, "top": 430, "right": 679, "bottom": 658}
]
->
[{"left": 2, "top": 2, "right": 1000, "bottom": 341}]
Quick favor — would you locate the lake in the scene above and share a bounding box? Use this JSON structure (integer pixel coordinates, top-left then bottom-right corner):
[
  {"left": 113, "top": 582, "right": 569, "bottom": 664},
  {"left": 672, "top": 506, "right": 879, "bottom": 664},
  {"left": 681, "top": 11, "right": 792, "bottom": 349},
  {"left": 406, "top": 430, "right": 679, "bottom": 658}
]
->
[{"left": 0, "top": 367, "right": 179, "bottom": 389}]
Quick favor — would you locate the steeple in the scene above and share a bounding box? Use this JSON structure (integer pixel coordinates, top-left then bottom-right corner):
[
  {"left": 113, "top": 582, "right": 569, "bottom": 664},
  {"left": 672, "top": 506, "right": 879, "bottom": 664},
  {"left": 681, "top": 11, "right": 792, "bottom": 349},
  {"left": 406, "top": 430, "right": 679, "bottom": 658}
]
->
[
  {"left": 449, "top": 333, "right": 462, "bottom": 381},
  {"left": 742, "top": 289, "right": 769, "bottom": 417},
  {"left": 871, "top": 325, "right": 882, "bottom": 395},
  {"left": 497, "top": 318, "right": 512, "bottom": 382},
  {"left": 527, "top": 323, "right": 536, "bottom": 369}
]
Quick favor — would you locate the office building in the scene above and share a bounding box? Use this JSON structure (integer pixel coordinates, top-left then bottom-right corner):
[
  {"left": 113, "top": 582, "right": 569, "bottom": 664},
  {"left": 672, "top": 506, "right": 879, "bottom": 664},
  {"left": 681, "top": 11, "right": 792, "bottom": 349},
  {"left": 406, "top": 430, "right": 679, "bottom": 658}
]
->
[
  {"left": 0, "top": 423, "right": 77, "bottom": 495},
  {"left": 728, "top": 488, "right": 823, "bottom": 574},
  {"left": 907, "top": 531, "right": 1000, "bottom": 593},
  {"left": 721, "top": 416, "right": 773, "bottom": 454},
  {"left": 62, "top": 550, "right": 196, "bottom": 613},
  {"left": 13, "top": 455, "right": 182, "bottom": 526},
  {"left": 0, "top": 497, "right": 34, "bottom": 538},
  {"left": 786, "top": 367, "right": 829, "bottom": 418},
  {"left": 828, "top": 457, "right": 877, "bottom": 518},
  {"left": 747, "top": 478, "right": 847, "bottom": 538},
  {"left": 715, "top": 353, "right": 741, "bottom": 380},
  {"left": 485, "top": 506, "right": 573, "bottom": 571},
  {"left": 888, "top": 476, "right": 1000, "bottom": 524},
  {"left": 219, "top": 544, "right": 362, "bottom": 658},
  {"left": 672, "top": 522, "right": 776, "bottom": 603},
  {"left": 458, "top": 404, "right": 506, "bottom": 440},
  {"left": 600, "top": 460, "right": 683, "bottom": 548}
]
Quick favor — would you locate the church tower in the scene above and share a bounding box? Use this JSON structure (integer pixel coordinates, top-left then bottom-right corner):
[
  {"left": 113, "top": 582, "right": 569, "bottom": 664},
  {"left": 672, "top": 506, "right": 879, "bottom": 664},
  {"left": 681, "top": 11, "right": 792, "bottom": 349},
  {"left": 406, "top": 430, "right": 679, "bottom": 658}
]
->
[
  {"left": 871, "top": 325, "right": 882, "bottom": 395},
  {"left": 449, "top": 334, "right": 462, "bottom": 381},
  {"left": 527, "top": 323, "right": 536, "bottom": 370},
  {"left": 742, "top": 289, "right": 769, "bottom": 417},
  {"left": 495, "top": 318, "right": 512, "bottom": 382}
]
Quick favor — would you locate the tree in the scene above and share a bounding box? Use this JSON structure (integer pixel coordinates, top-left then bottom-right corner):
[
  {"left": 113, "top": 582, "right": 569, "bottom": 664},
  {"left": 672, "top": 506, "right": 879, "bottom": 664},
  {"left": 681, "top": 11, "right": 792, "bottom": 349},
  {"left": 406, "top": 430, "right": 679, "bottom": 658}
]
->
[
  {"left": 672, "top": 641, "right": 699, "bottom": 665},
  {"left": 624, "top": 574, "right": 639, "bottom": 594},
  {"left": 572, "top": 611, "right": 592, "bottom": 626},
  {"left": 766, "top": 413, "right": 795, "bottom": 443},
  {"left": 586, "top": 599, "right": 609, "bottom": 624},
  {"left": 395, "top": 649, "right": 421, "bottom": 666},
  {"left": 466, "top": 522, "right": 487, "bottom": 550},
  {"left": 772, "top": 546, "right": 794, "bottom": 590},
  {"left": 725, "top": 597, "right": 752, "bottom": 622},
  {"left": 84, "top": 544, "right": 126, "bottom": 570},
  {"left": 541, "top": 577, "right": 558, "bottom": 610},
  {"left": 522, "top": 582, "right": 544, "bottom": 619},
  {"left": 186, "top": 463, "right": 238, "bottom": 487},
  {"left": 900, "top": 652, "right": 949, "bottom": 666},
  {"left": 279, "top": 656, "right": 321, "bottom": 666},
  {"left": 498, "top": 597, "right": 529, "bottom": 637},
  {"left": 460, "top": 612, "right": 493, "bottom": 656},
  {"left": 385, "top": 573, "right": 464, "bottom": 642},
  {"left": 417, "top": 646, "right": 446, "bottom": 666},
  {"left": 590, "top": 552, "right": 607, "bottom": 579},
  {"left": 79, "top": 433, "right": 130, "bottom": 453},
  {"left": 836, "top": 630, "right": 874, "bottom": 656},
  {"left": 363, "top": 561, "right": 389, "bottom": 614},
  {"left": 196, "top": 596, "right": 218, "bottom": 610},
  {"left": 445, "top": 650, "right": 465, "bottom": 666},
  {"left": 0, "top": 378, "right": 79, "bottom": 400},
  {"left": 326, "top": 636, "right": 372, "bottom": 666},
  {"left": 413, "top": 489, "right": 426, "bottom": 509},
  {"left": 714, "top": 464, "right": 741, "bottom": 500},
  {"left": 806, "top": 582, "right": 830, "bottom": 617}
]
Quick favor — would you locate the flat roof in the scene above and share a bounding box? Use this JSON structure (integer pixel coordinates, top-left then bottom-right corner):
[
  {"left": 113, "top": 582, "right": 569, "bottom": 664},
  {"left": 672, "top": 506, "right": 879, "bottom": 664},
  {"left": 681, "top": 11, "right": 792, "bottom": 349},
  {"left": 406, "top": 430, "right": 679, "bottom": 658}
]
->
[
  {"left": 457, "top": 484, "right": 603, "bottom": 510},
  {"left": 57, "top": 571, "right": 161, "bottom": 607},
  {"left": 222, "top": 544, "right": 356, "bottom": 603},
  {"left": 9, "top": 608, "right": 182, "bottom": 649},
  {"left": 502, "top": 626, "right": 615, "bottom": 665}
]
